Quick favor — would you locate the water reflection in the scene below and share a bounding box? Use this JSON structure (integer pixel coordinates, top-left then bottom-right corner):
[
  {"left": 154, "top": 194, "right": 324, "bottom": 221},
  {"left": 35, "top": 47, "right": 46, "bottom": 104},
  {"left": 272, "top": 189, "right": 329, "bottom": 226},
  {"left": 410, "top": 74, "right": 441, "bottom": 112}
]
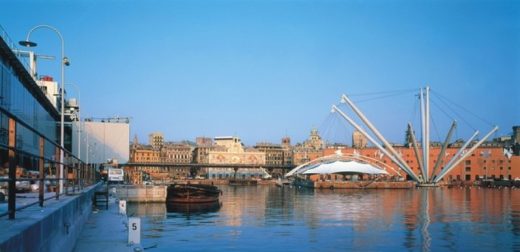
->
[
  {"left": 166, "top": 202, "right": 222, "bottom": 214},
  {"left": 125, "top": 186, "right": 519, "bottom": 251},
  {"left": 127, "top": 201, "right": 167, "bottom": 218}
]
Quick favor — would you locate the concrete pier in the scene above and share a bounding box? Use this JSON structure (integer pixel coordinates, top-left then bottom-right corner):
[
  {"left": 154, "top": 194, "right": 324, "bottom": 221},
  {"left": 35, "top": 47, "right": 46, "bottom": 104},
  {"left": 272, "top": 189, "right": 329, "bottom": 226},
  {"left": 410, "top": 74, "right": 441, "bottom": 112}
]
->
[
  {"left": 73, "top": 197, "right": 143, "bottom": 252},
  {"left": 112, "top": 185, "right": 167, "bottom": 202},
  {"left": 0, "top": 183, "right": 102, "bottom": 252}
]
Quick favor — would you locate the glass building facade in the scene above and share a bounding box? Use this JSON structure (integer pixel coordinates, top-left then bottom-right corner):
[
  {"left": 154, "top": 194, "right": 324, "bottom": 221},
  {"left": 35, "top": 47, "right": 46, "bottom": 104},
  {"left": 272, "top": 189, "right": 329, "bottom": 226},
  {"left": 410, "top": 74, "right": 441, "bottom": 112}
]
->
[
  {"left": 0, "top": 26, "right": 61, "bottom": 162},
  {"left": 0, "top": 25, "right": 96, "bottom": 219}
]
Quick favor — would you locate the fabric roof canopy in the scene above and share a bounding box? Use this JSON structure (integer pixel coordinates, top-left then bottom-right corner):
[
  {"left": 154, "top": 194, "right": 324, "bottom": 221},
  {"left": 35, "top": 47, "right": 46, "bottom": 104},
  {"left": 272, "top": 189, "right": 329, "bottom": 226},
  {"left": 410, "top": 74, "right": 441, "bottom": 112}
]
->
[{"left": 301, "top": 160, "right": 389, "bottom": 175}]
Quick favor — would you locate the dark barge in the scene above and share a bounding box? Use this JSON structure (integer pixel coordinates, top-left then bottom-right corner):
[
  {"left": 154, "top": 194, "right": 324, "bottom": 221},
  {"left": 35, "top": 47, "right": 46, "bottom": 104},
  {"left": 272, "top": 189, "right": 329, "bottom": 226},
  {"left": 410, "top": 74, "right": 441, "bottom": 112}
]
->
[{"left": 166, "top": 184, "right": 222, "bottom": 204}]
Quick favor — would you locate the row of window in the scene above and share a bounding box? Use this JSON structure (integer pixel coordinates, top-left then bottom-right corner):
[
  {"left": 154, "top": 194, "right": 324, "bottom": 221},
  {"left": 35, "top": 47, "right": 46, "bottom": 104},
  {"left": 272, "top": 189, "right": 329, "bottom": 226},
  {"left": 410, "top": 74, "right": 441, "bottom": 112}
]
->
[
  {"left": 450, "top": 174, "right": 512, "bottom": 181},
  {"left": 210, "top": 174, "right": 264, "bottom": 179},
  {"left": 1, "top": 56, "right": 58, "bottom": 159}
]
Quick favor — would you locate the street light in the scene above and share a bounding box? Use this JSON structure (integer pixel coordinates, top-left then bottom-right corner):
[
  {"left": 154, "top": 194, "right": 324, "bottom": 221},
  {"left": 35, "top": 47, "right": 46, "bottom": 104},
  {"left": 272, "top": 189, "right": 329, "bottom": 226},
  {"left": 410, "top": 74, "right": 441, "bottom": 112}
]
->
[{"left": 19, "top": 24, "right": 69, "bottom": 194}]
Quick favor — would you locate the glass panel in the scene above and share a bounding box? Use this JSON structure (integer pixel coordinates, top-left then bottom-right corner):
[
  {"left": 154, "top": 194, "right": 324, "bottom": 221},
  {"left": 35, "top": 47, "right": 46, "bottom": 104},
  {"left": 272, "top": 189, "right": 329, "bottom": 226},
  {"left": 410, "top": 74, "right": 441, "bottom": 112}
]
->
[
  {"left": 0, "top": 59, "right": 57, "bottom": 148},
  {"left": 0, "top": 112, "right": 7, "bottom": 146}
]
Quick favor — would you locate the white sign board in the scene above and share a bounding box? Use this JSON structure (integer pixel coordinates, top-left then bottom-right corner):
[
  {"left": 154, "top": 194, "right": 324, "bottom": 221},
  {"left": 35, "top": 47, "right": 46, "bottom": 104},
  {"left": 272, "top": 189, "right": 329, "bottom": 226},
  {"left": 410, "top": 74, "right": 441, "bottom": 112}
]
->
[
  {"left": 128, "top": 217, "right": 140, "bottom": 245},
  {"left": 119, "top": 200, "right": 126, "bottom": 215}
]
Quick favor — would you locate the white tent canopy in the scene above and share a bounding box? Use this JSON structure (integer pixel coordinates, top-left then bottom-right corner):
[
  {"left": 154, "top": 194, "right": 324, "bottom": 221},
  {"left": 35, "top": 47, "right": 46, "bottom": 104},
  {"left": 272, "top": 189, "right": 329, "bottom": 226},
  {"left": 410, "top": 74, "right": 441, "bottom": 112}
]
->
[{"left": 301, "top": 160, "right": 389, "bottom": 175}]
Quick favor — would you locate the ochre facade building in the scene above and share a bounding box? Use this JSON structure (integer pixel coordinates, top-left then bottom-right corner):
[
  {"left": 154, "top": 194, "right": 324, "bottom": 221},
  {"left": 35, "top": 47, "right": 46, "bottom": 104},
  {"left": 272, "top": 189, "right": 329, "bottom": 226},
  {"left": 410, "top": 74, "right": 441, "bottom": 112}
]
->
[{"left": 323, "top": 146, "right": 520, "bottom": 182}]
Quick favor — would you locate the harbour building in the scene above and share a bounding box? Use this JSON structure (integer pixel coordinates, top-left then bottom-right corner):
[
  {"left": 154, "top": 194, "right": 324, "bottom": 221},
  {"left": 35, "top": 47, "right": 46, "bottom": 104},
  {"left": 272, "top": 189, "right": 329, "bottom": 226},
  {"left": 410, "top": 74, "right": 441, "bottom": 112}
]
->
[
  {"left": 323, "top": 142, "right": 520, "bottom": 183},
  {"left": 0, "top": 24, "right": 94, "bottom": 219},
  {"left": 1, "top": 26, "right": 65, "bottom": 185},
  {"left": 207, "top": 136, "right": 267, "bottom": 179}
]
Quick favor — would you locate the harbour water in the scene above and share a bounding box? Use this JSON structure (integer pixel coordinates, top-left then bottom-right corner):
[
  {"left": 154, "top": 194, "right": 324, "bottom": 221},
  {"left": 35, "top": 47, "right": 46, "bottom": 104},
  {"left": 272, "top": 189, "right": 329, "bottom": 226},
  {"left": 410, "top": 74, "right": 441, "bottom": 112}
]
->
[{"left": 127, "top": 185, "right": 519, "bottom": 251}]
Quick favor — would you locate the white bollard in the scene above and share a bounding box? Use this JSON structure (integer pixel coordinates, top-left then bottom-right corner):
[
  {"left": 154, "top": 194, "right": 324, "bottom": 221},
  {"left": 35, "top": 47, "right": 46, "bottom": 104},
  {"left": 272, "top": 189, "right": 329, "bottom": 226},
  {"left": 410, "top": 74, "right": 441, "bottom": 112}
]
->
[
  {"left": 128, "top": 217, "right": 141, "bottom": 245},
  {"left": 119, "top": 200, "right": 127, "bottom": 215}
]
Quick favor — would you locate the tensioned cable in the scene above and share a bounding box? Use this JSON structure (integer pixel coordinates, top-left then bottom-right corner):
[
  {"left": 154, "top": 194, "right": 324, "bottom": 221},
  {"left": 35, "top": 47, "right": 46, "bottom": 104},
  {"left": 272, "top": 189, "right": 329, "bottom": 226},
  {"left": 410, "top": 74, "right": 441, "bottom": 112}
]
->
[
  {"left": 354, "top": 90, "right": 417, "bottom": 104},
  {"left": 321, "top": 112, "right": 345, "bottom": 145},
  {"left": 319, "top": 113, "right": 334, "bottom": 143},
  {"left": 328, "top": 110, "right": 353, "bottom": 145},
  {"left": 331, "top": 114, "right": 342, "bottom": 144},
  {"left": 335, "top": 115, "right": 350, "bottom": 145},
  {"left": 455, "top": 121, "right": 460, "bottom": 141},
  {"left": 431, "top": 90, "right": 494, "bottom": 128},
  {"left": 347, "top": 88, "right": 417, "bottom": 97},
  {"left": 430, "top": 98, "right": 456, "bottom": 123},
  {"left": 322, "top": 114, "right": 335, "bottom": 145},
  {"left": 431, "top": 95, "right": 477, "bottom": 131},
  {"left": 429, "top": 98, "right": 455, "bottom": 142},
  {"left": 430, "top": 111, "right": 442, "bottom": 142},
  {"left": 334, "top": 104, "right": 376, "bottom": 146},
  {"left": 409, "top": 94, "right": 419, "bottom": 124}
]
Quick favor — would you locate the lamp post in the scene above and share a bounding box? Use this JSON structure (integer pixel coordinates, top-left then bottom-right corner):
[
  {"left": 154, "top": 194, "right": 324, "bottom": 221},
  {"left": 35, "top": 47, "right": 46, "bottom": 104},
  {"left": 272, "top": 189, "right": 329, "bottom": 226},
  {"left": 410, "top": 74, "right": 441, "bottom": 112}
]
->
[{"left": 19, "top": 24, "right": 70, "bottom": 194}]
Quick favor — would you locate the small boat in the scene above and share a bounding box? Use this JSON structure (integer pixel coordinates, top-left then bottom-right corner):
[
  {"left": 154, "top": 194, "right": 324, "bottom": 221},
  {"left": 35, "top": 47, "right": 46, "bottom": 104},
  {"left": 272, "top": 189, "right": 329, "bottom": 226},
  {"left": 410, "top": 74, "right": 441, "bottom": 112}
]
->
[
  {"left": 275, "top": 178, "right": 291, "bottom": 187},
  {"left": 275, "top": 178, "right": 283, "bottom": 187},
  {"left": 166, "top": 184, "right": 222, "bottom": 204}
]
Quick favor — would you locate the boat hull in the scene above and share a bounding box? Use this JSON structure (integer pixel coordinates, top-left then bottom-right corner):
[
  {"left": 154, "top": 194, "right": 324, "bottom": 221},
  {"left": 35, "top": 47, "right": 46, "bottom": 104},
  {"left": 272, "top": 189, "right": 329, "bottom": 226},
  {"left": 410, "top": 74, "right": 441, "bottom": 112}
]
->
[
  {"left": 166, "top": 184, "right": 222, "bottom": 204},
  {"left": 167, "top": 196, "right": 219, "bottom": 204}
]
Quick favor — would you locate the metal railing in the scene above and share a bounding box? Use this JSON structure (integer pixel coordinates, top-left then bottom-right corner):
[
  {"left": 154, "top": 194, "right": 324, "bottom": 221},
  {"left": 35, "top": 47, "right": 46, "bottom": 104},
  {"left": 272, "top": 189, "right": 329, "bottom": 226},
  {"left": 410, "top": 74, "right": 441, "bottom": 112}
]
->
[
  {"left": 0, "top": 24, "right": 31, "bottom": 71},
  {"left": 0, "top": 105, "right": 97, "bottom": 219}
]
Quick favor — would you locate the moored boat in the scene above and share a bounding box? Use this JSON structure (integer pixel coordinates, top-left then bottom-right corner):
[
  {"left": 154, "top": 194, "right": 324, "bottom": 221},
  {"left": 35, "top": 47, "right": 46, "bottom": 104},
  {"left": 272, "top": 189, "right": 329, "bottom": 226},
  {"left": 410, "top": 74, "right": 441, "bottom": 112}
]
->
[{"left": 166, "top": 184, "right": 222, "bottom": 204}]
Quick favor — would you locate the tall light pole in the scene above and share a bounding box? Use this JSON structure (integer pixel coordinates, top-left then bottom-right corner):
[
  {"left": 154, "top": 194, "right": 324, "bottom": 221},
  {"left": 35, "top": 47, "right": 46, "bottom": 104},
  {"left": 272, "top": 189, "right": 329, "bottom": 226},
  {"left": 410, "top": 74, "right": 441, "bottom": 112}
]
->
[{"left": 19, "top": 24, "right": 70, "bottom": 194}]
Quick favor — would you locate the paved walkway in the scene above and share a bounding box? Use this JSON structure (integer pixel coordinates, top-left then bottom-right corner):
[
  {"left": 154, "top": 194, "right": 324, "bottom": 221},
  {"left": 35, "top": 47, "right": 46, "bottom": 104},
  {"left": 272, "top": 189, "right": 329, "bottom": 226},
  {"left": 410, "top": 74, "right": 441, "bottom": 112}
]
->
[
  {"left": 73, "top": 197, "right": 144, "bottom": 252},
  {"left": 0, "top": 192, "right": 58, "bottom": 214}
]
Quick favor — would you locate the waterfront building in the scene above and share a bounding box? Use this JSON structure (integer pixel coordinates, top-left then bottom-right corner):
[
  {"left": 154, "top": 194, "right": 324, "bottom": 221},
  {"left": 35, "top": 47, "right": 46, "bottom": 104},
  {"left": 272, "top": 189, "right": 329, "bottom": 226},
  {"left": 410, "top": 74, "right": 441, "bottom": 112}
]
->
[
  {"left": 254, "top": 142, "right": 284, "bottom": 166},
  {"left": 0, "top": 26, "right": 61, "bottom": 163},
  {"left": 127, "top": 137, "right": 165, "bottom": 184},
  {"left": 128, "top": 136, "right": 197, "bottom": 183},
  {"left": 130, "top": 144, "right": 160, "bottom": 163},
  {"left": 36, "top": 75, "right": 59, "bottom": 108},
  {"left": 213, "top": 136, "right": 244, "bottom": 153},
  {"left": 75, "top": 118, "right": 130, "bottom": 165},
  {"left": 162, "top": 142, "right": 194, "bottom": 178},
  {"left": 306, "top": 128, "right": 326, "bottom": 150},
  {"left": 14, "top": 44, "right": 84, "bottom": 157},
  {"left": 194, "top": 144, "right": 225, "bottom": 164},
  {"left": 18, "top": 39, "right": 130, "bottom": 167},
  {"left": 293, "top": 129, "right": 325, "bottom": 165},
  {"left": 281, "top": 137, "right": 294, "bottom": 166},
  {"left": 207, "top": 136, "right": 266, "bottom": 179},
  {"left": 254, "top": 139, "right": 292, "bottom": 177},
  {"left": 196, "top": 136, "right": 213, "bottom": 146},
  {"left": 323, "top": 144, "right": 520, "bottom": 182},
  {"left": 149, "top": 132, "right": 164, "bottom": 150},
  {"left": 193, "top": 138, "right": 224, "bottom": 178},
  {"left": 352, "top": 129, "right": 368, "bottom": 149},
  {"left": 193, "top": 137, "right": 225, "bottom": 164},
  {"left": 0, "top": 26, "right": 94, "bottom": 213},
  {"left": 161, "top": 142, "right": 194, "bottom": 164},
  {"left": 514, "top": 126, "right": 520, "bottom": 155}
]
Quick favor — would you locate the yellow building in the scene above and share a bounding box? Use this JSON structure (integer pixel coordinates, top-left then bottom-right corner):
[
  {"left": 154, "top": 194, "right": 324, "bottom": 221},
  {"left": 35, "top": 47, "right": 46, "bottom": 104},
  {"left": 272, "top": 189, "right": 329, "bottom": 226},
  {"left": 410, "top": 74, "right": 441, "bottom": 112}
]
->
[
  {"left": 148, "top": 132, "right": 164, "bottom": 150},
  {"left": 293, "top": 129, "right": 325, "bottom": 165},
  {"left": 352, "top": 129, "right": 368, "bottom": 149},
  {"left": 161, "top": 143, "right": 194, "bottom": 164},
  {"left": 207, "top": 136, "right": 266, "bottom": 179}
]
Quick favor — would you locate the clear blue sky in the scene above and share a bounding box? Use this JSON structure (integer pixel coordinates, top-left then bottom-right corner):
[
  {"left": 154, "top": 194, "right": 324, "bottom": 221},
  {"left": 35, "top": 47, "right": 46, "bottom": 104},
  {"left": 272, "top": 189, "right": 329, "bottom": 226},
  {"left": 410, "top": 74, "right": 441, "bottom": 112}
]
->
[{"left": 1, "top": 0, "right": 518, "bottom": 145}]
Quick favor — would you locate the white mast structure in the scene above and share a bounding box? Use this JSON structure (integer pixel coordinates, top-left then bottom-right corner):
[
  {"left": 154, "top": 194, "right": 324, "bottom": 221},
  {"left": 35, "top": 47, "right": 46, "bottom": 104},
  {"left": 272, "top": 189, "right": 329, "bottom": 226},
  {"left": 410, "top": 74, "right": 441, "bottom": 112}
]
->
[
  {"left": 332, "top": 86, "right": 498, "bottom": 185},
  {"left": 332, "top": 105, "right": 420, "bottom": 182}
]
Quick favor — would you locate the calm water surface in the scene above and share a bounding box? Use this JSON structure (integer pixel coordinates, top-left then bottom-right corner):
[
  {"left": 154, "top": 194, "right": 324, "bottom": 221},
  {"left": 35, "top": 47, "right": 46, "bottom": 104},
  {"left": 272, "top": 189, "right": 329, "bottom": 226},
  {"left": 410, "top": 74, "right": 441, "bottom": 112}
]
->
[{"left": 127, "top": 186, "right": 520, "bottom": 251}]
